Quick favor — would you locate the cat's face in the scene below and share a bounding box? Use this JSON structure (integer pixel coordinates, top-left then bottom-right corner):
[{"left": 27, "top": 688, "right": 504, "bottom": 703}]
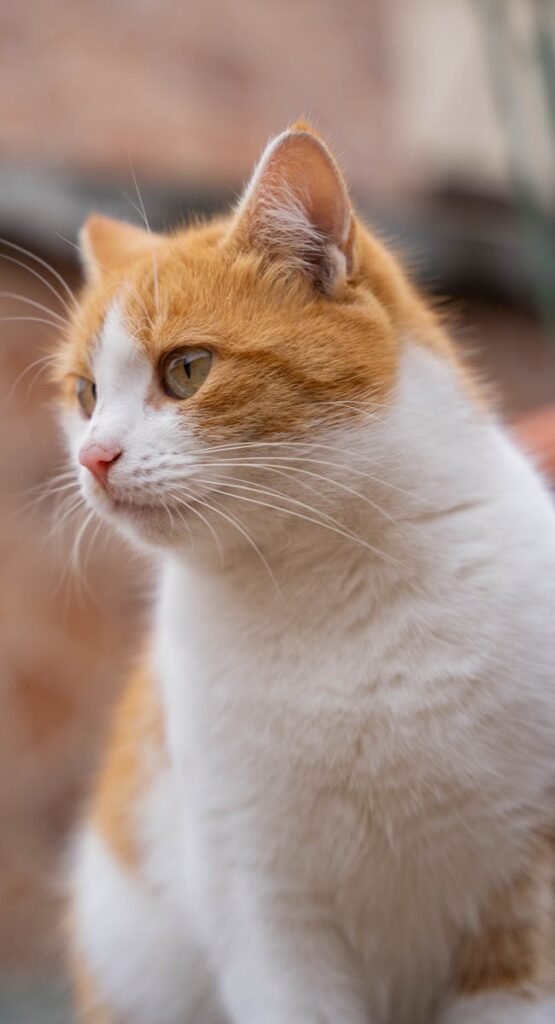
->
[{"left": 56, "top": 124, "right": 403, "bottom": 552}]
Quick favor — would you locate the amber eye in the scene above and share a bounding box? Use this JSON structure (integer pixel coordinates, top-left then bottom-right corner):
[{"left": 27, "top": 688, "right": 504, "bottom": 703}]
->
[
  {"left": 161, "top": 348, "right": 213, "bottom": 399},
  {"left": 76, "top": 377, "right": 97, "bottom": 418}
]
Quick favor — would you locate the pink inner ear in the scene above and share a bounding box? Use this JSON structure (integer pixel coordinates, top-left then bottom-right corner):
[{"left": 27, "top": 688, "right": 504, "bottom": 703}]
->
[
  {"left": 238, "top": 130, "right": 355, "bottom": 285},
  {"left": 263, "top": 135, "right": 350, "bottom": 245}
]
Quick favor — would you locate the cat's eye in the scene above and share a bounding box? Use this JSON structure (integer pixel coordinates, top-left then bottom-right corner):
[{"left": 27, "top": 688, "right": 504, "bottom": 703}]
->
[
  {"left": 76, "top": 377, "right": 97, "bottom": 418},
  {"left": 161, "top": 348, "right": 213, "bottom": 400}
]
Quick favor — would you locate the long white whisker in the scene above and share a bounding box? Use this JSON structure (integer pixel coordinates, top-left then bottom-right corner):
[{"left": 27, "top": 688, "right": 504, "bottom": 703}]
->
[
  {"left": 191, "top": 493, "right": 281, "bottom": 593},
  {"left": 68, "top": 509, "right": 97, "bottom": 604},
  {"left": 49, "top": 501, "right": 90, "bottom": 603},
  {"left": 127, "top": 162, "right": 160, "bottom": 318},
  {"left": 173, "top": 455, "right": 429, "bottom": 507},
  {"left": 171, "top": 492, "right": 224, "bottom": 565},
  {"left": 0, "top": 291, "right": 66, "bottom": 325},
  {"left": 6, "top": 353, "right": 58, "bottom": 404},
  {"left": 190, "top": 473, "right": 398, "bottom": 536},
  {"left": 196, "top": 465, "right": 399, "bottom": 525},
  {"left": 58, "top": 231, "right": 152, "bottom": 326},
  {"left": 21, "top": 481, "right": 80, "bottom": 514},
  {"left": 19, "top": 468, "right": 76, "bottom": 499},
  {"left": 169, "top": 499, "right": 196, "bottom": 552},
  {"left": 181, "top": 439, "right": 387, "bottom": 462},
  {"left": 49, "top": 494, "right": 86, "bottom": 538},
  {"left": 179, "top": 438, "right": 408, "bottom": 477},
  {"left": 160, "top": 496, "right": 177, "bottom": 535},
  {"left": 0, "top": 243, "right": 77, "bottom": 316},
  {"left": 0, "top": 315, "right": 62, "bottom": 330},
  {"left": 82, "top": 515, "right": 105, "bottom": 582},
  {"left": 203, "top": 483, "right": 407, "bottom": 572}
]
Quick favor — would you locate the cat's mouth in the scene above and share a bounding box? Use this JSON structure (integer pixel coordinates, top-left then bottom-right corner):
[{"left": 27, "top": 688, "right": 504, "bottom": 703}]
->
[
  {"left": 83, "top": 475, "right": 214, "bottom": 544},
  {"left": 101, "top": 487, "right": 203, "bottom": 527}
]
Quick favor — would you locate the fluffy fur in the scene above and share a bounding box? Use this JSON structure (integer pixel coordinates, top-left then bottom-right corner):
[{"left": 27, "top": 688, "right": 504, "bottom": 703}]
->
[{"left": 58, "top": 124, "right": 555, "bottom": 1023}]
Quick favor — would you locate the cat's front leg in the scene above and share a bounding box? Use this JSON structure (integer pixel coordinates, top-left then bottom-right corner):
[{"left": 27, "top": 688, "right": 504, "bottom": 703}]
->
[{"left": 216, "top": 903, "right": 369, "bottom": 1024}]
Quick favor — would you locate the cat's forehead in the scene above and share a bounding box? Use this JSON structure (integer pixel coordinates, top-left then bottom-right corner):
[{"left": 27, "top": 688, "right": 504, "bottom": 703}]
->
[
  {"left": 77, "top": 248, "right": 310, "bottom": 370},
  {"left": 93, "top": 301, "right": 151, "bottom": 397}
]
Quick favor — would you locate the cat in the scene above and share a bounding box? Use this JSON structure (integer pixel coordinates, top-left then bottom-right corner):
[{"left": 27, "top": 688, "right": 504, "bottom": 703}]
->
[{"left": 59, "top": 121, "right": 555, "bottom": 1023}]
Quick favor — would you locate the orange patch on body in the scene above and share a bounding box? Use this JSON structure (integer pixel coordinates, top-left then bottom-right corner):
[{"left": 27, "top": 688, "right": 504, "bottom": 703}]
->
[
  {"left": 67, "top": 668, "right": 162, "bottom": 1021},
  {"left": 70, "top": 948, "right": 118, "bottom": 1024},
  {"left": 454, "top": 834, "right": 555, "bottom": 997},
  {"left": 91, "top": 663, "right": 164, "bottom": 870}
]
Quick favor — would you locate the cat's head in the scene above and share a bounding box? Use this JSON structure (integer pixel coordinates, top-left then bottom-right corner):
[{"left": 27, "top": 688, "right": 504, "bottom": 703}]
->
[{"left": 56, "top": 122, "right": 432, "bottom": 554}]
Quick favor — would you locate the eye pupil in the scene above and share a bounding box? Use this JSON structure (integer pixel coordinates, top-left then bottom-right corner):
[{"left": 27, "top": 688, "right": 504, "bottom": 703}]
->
[
  {"left": 161, "top": 347, "right": 212, "bottom": 400},
  {"left": 92, "top": 382, "right": 97, "bottom": 400}
]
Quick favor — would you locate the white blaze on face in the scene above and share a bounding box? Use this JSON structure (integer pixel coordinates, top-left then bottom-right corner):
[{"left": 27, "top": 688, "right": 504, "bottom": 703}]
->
[
  {"left": 64, "top": 300, "right": 151, "bottom": 469},
  {"left": 67, "top": 300, "right": 187, "bottom": 511},
  {"left": 88, "top": 300, "right": 152, "bottom": 451}
]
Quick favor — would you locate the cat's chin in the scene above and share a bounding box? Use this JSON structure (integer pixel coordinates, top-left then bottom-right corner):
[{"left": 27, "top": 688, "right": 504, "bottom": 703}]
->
[
  {"left": 115, "top": 504, "right": 189, "bottom": 549},
  {"left": 83, "top": 486, "right": 188, "bottom": 549}
]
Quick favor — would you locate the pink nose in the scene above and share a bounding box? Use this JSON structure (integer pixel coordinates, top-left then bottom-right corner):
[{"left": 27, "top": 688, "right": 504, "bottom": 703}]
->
[{"left": 79, "top": 442, "right": 122, "bottom": 488}]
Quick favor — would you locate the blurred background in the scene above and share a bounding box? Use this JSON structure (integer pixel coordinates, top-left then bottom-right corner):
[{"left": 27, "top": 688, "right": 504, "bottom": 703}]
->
[{"left": 1, "top": 0, "right": 554, "bottom": 1019}]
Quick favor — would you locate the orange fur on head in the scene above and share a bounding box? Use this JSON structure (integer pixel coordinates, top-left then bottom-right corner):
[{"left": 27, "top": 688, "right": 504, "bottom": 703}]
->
[{"left": 57, "top": 123, "right": 452, "bottom": 446}]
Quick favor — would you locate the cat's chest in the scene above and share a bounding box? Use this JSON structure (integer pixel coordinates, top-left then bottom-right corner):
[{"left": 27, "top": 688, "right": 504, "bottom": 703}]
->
[
  {"left": 155, "top": 557, "right": 540, "bottom": 830},
  {"left": 151, "top": 556, "right": 555, "bottom": 1019},
  {"left": 156, "top": 586, "right": 521, "bottom": 880}
]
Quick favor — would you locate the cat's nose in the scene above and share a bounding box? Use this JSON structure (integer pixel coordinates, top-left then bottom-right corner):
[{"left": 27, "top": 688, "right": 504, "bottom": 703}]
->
[{"left": 79, "top": 442, "right": 122, "bottom": 488}]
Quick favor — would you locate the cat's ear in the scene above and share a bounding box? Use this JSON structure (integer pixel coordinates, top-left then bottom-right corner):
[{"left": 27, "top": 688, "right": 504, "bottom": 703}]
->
[
  {"left": 229, "top": 122, "right": 356, "bottom": 294},
  {"left": 79, "top": 215, "right": 162, "bottom": 282}
]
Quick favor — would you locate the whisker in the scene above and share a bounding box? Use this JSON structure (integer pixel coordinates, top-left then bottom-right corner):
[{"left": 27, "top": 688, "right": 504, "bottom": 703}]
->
[
  {"left": 0, "top": 242, "right": 77, "bottom": 317},
  {"left": 48, "top": 494, "right": 86, "bottom": 538},
  {"left": 190, "top": 492, "right": 280, "bottom": 593},
  {"left": 67, "top": 508, "right": 98, "bottom": 605},
  {"left": 21, "top": 480, "right": 80, "bottom": 514},
  {"left": 19, "top": 467, "right": 76, "bottom": 499},
  {"left": 181, "top": 438, "right": 387, "bottom": 461},
  {"left": 57, "top": 231, "right": 152, "bottom": 326},
  {"left": 0, "top": 315, "right": 62, "bottom": 330},
  {"left": 181, "top": 439, "right": 405, "bottom": 476},
  {"left": 202, "top": 482, "right": 407, "bottom": 573},
  {"left": 6, "top": 353, "right": 58, "bottom": 404},
  {"left": 196, "top": 465, "right": 399, "bottom": 525},
  {"left": 190, "top": 473, "right": 397, "bottom": 536},
  {"left": 160, "top": 496, "right": 177, "bottom": 535},
  {"left": 171, "top": 492, "right": 224, "bottom": 565},
  {"left": 82, "top": 515, "right": 105, "bottom": 582},
  {"left": 127, "top": 160, "right": 160, "bottom": 319},
  {"left": 176, "top": 455, "right": 429, "bottom": 507},
  {"left": 0, "top": 291, "right": 66, "bottom": 325},
  {"left": 169, "top": 499, "right": 196, "bottom": 553}
]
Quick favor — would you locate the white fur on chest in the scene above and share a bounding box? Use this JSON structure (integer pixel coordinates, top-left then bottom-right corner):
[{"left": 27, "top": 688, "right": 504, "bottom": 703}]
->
[{"left": 152, "top": 347, "right": 555, "bottom": 1022}]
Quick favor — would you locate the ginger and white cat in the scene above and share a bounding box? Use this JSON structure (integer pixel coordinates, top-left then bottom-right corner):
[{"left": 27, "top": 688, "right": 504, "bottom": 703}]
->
[{"left": 60, "top": 123, "right": 555, "bottom": 1023}]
